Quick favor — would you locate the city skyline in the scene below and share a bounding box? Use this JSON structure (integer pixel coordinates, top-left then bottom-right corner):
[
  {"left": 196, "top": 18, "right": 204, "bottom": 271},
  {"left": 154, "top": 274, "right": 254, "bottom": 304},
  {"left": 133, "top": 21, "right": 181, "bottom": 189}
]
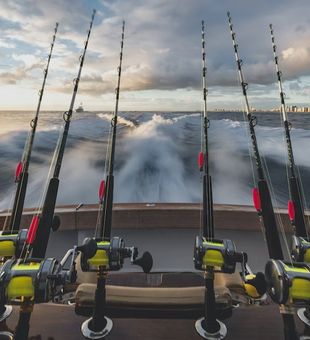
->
[{"left": 1, "top": 0, "right": 310, "bottom": 111}]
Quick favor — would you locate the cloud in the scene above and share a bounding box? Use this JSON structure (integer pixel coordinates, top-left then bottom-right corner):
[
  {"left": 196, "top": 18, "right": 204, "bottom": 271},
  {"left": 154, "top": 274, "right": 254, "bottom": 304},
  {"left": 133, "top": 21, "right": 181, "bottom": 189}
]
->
[{"left": 1, "top": 0, "right": 310, "bottom": 109}]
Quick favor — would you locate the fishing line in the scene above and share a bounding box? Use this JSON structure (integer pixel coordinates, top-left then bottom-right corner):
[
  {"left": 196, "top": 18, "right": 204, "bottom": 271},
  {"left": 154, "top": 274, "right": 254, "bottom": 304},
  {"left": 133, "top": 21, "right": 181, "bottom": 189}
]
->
[{"left": 2, "top": 191, "right": 15, "bottom": 231}]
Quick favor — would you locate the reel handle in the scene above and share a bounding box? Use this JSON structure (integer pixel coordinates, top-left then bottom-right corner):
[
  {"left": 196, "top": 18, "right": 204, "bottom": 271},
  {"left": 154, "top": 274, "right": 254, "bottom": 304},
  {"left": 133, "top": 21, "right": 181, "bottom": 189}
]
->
[
  {"left": 77, "top": 238, "right": 98, "bottom": 259},
  {"left": 132, "top": 251, "right": 153, "bottom": 273}
]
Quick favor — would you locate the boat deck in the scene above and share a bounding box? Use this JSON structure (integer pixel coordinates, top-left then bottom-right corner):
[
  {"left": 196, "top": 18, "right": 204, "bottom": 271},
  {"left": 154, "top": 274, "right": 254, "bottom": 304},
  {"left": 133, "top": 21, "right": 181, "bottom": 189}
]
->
[{"left": 3, "top": 303, "right": 303, "bottom": 339}]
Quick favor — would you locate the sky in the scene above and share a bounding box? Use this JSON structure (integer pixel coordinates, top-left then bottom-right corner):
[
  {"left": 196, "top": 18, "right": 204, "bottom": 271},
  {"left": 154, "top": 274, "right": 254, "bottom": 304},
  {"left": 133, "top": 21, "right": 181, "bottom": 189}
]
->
[{"left": 1, "top": 0, "right": 310, "bottom": 111}]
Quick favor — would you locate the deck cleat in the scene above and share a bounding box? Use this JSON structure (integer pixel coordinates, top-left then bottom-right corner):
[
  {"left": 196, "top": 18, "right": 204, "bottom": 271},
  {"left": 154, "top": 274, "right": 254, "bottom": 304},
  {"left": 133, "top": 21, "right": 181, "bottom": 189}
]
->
[
  {"left": 0, "top": 230, "right": 27, "bottom": 260},
  {"left": 265, "top": 259, "right": 310, "bottom": 326},
  {"left": 291, "top": 236, "right": 310, "bottom": 263},
  {"left": 194, "top": 236, "right": 247, "bottom": 273}
]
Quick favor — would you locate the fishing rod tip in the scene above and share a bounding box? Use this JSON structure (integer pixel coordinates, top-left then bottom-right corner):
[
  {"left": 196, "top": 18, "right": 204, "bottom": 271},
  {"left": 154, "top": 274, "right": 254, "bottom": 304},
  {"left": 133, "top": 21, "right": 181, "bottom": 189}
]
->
[{"left": 227, "top": 11, "right": 230, "bottom": 17}]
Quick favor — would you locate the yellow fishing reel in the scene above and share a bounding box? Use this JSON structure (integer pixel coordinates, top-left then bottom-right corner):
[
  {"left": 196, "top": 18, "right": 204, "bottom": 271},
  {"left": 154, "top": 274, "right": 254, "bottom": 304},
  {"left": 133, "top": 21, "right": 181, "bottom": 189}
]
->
[
  {"left": 194, "top": 236, "right": 247, "bottom": 273},
  {"left": 0, "top": 230, "right": 27, "bottom": 259},
  {"left": 291, "top": 236, "right": 310, "bottom": 263},
  {"left": 0, "top": 257, "right": 73, "bottom": 304},
  {"left": 79, "top": 236, "right": 153, "bottom": 273},
  {"left": 265, "top": 259, "right": 310, "bottom": 305}
]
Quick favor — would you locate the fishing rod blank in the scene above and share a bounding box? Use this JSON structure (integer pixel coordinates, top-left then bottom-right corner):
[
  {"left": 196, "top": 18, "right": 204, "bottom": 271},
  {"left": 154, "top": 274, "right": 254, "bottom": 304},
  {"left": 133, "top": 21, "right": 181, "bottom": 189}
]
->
[
  {"left": 269, "top": 24, "right": 308, "bottom": 240},
  {"left": 0, "top": 23, "right": 58, "bottom": 261},
  {"left": 227, "top": 12, "right": 302, "bottom": 340}
]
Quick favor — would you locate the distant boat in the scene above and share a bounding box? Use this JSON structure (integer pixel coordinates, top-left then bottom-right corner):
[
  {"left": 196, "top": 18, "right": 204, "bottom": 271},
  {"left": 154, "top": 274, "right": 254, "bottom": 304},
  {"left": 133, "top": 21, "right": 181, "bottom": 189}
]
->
[{"left": 75, "top": 103, "right": 84, "bottom": 112}]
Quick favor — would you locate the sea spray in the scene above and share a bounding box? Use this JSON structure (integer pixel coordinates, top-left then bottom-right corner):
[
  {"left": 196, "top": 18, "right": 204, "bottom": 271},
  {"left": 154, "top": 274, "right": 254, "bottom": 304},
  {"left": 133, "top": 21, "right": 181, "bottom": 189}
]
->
[{"left": 0, "top": 111, "right": 310, "bottom": 210}]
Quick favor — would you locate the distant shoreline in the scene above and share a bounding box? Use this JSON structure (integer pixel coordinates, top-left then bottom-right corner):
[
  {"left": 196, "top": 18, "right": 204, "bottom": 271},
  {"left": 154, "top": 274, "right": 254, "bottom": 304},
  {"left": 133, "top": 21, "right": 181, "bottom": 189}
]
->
[{"left": 1, "top": 109, "right": 309, "bottom": 113}]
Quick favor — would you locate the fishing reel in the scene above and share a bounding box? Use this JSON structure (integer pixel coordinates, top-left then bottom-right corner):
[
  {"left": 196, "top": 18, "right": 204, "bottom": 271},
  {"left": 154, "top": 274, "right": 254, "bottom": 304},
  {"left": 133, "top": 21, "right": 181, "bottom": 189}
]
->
[
  {"left": 79, "top": 236, "right": 153, "bottom": 273},
  {"left": 194, "top": 236, "right": 247, "bottom": 273},
  {"left": 0, "top": 252, "right": 78, "bottom": 307},
  {"left": 291, "top": 236, "right": 310, "bottom": 263},
  {"left": 194, "top": 236, "right": 267, "bottom": 302},
  {"left": 265, "top": 259, "right": 310, "bottom": 306},
  {"left": 0, "top": 229, "right": 28, "bottom": 260}
]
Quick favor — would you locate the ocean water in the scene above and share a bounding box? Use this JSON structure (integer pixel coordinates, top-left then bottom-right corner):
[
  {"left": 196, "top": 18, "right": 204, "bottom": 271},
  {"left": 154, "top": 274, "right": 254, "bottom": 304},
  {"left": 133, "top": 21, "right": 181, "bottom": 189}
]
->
[{"left": 0, "top": 110, "right": 310, "bottom": 211}]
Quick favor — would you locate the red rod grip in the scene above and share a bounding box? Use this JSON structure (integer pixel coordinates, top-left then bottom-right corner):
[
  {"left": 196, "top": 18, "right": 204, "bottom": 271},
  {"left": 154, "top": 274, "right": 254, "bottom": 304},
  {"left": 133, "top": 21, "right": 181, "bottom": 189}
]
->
[
  {"left": 198, "top": 151, "right": 204, "bottom": 171},
  {"left": 26, "top": 216, "right": 40, "bottom": 245},
  {"left": 252, "top": 187, "right": 261, "bottom": 212},
  {"left": 288, "top": 200, "right": 295, "bottom": 222},
  {"left": 98, "top": 180, "right": 105, "bottom": 202},
  {"left": 15, "top": 161, "right": 23, "bottom": 182}
]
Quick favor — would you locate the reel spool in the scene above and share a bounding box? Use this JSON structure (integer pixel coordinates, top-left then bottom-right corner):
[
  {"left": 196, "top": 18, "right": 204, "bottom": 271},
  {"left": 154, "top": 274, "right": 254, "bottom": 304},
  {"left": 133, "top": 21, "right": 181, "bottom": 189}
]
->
[
  {"left": 265, "top": 259, "right": 310, "bottom": 305},
  {"left": 0, "top": 230, "right": 27, "bottom": 259},
  {"left": 79, "top": 236, "right": 153, "bottom": 273},
  {"left": 0, "top": 257, "right": 71, "bottom": 304},
  {"left": 292, "top": 236, "right": 310, "bottom": 263},
  {"left": 194, "top": 236, "right": 247, "bottom": 273}
]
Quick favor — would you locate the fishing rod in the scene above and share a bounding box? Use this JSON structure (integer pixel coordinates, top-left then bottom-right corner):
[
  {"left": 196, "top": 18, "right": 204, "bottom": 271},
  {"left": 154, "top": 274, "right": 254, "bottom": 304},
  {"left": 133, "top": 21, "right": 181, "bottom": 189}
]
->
[
  {"left": 0, "top": 10, "right": 96, "bottom": 340},
  {"left": 31, "top": 9, "right": 96, "bottom": 259},
  {"left": 227, "top": 12, "right": 283, "bottom": 260},
  {"left": 0, "top": 23, "right": 58, "bottom": 260},
  {"left": 227, "top": 12, "right": 310, "bottom": 340},
  {"left": 73, "top": 21, "right": 153, "bottom": 339},
  {"left": 193, "top": 20, "right": 261, "bottom": 340},
  {"left": 269, "top": 24, "right": 309, "bottom": 250},
  {"left": 268, "top": 23, "right": 310, "bottom": 337}
]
